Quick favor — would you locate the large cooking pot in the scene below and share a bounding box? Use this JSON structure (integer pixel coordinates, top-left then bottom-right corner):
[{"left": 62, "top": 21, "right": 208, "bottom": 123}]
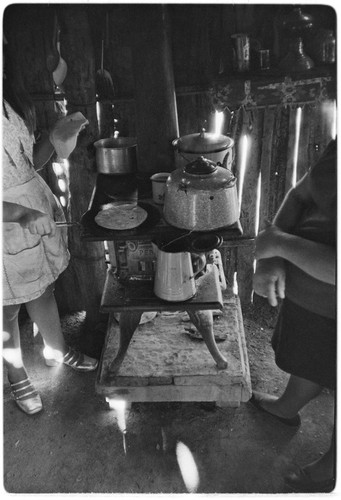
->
[
  {"left": 163, "top": 156, "right": 239, "bottom": 231},
  {"left": 172, "top": 129, "right": 234, "bottom": 170},
  {"left": 94, "top": 137, "right": 137, "bottom": 174}
]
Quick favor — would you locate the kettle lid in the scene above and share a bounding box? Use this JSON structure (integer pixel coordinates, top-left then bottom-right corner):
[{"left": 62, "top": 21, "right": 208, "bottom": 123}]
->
[
  {"left": 185, "top": 156, "right": 217, "bottom": 175},
  {"left": 174, "top": 128, "right": 233, "bottom": 154}
]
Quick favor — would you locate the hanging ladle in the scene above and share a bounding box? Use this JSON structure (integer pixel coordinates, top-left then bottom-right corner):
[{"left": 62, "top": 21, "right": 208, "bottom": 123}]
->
[{"left": 95, "top": 13, "right": 115, "bottom": 100}]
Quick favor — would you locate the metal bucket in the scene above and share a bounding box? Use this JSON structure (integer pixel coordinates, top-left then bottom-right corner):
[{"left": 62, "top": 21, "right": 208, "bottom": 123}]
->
[{"left": 94, "top": 137, "right": 137, "bottom": 174}]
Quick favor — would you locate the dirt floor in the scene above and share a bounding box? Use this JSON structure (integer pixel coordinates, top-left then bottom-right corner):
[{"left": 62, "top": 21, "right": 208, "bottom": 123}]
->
[{"left": 2, "top": 299, "right": 336, "bottom": 495}]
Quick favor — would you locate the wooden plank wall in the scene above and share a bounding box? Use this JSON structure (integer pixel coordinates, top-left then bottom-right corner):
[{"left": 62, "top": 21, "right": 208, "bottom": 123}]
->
[{"left": 220, "top": 101, "right": 335, "bottom": 303}]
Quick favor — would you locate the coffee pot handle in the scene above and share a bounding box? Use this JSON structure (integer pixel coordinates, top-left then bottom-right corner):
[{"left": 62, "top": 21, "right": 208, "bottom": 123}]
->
[{"left": 191, "top": 252, "right": 206, "bottom": 278}]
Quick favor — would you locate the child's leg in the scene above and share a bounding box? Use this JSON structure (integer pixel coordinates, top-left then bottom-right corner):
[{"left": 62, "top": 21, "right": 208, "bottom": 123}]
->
[
  {"left": 3, "top": 304, "right": 29, "bottom": 383},
  {"left": 25, "top": 284, "right": 98, "bottom": 371},
  {"left": 25, "top": 284, "right": 68, "bottom": 356}
]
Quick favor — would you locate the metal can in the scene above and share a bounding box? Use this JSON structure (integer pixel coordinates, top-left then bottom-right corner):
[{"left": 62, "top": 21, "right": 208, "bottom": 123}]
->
[{"left": 231, "top": 33, "right": 250, "bottom": 72}]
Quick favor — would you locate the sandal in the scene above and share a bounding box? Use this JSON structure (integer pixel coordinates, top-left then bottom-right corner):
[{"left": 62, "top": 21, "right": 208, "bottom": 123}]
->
[
  {"left": 45, "top": 347, "right": 98, "bottom": 372},
  {"left": 10, "top": 378, "right": 43, "bottom": 415}
]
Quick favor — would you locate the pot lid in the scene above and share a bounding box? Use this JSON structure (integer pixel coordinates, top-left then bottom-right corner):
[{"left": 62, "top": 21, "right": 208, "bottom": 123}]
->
[
  {"left": 185, "top": 156, "right": 217, "bottom": 175},
  {"left": 174, "top": 128, "right": 233, "bottom": 153}
]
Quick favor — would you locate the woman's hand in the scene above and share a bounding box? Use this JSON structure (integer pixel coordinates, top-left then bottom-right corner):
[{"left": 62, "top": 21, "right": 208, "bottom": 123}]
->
[{"left": 253, "top": 257, "right": 286, "bottom": 307}]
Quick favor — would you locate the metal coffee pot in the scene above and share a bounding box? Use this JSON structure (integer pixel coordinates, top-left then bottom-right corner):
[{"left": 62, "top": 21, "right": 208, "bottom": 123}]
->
[{"left": 152, "top": 240, "right": 206, "bottom": 302}]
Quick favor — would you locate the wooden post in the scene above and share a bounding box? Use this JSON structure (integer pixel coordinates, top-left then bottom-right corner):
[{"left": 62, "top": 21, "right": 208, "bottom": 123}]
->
[
  {"left": 57, "top": 6, "right": 108, "bottom": 346},
  {"left": 235, "top": 107, "right": 262, "bottom": 305},
  {"left": 130, "top": 4, "right": 179, "bottom": 196}
]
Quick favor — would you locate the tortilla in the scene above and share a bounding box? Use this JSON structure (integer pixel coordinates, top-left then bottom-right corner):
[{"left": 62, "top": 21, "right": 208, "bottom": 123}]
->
[
  {"left": 50, "top": 112, "right": 89, "bottom": 159},
  {"left": 94, "top": 205, "right": 148, "bottom": 230}
]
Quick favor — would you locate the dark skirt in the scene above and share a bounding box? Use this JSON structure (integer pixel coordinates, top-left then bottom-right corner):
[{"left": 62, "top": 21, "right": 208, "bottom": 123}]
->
[{"left": 272, "top": 298, "right": 336, "bottom": 390}]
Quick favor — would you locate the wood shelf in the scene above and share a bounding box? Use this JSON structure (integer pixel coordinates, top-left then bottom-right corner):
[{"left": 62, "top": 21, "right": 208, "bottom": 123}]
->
[{"left": 49, "top": 66, "right": 335, "bottom": 105}]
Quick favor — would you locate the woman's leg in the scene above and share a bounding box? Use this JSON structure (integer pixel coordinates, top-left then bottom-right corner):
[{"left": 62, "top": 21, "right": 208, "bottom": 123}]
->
[
  {"left": 254, "top": 374, "right": 323, "bottom": 418},
  {"left": 275, "top": 374, "right": 322, "bottom": 414},
  {"left": 25, "top": 284, "right": 68, "bottom": 357},
  {"left": 3, "top": 304, "right": 28, "bottom": 384}
]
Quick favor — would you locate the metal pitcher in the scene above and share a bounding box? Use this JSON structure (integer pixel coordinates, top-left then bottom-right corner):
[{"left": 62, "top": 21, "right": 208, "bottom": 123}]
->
[{"left": 152, "top": 241, "right": 197, "bottom": 302}]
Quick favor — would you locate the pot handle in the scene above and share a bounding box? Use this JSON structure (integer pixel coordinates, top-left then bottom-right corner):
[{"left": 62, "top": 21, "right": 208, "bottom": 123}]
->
[
  {"left": 218, "top": 148, "right": 234, "bottom": 169},
  {"left": 191, "top": 252, "right": 207, "bottom": 277},
  {"left": 190, "top": 233, "right": 223, "bottom": 252},
  {"left": 178, "top": 151, "right": 194, "bottom": 163}
]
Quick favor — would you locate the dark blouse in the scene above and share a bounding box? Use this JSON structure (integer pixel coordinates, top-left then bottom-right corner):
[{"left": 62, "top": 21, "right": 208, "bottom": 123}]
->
[{"left": 285, "top": 139, "right": 337, "bottom": 319}]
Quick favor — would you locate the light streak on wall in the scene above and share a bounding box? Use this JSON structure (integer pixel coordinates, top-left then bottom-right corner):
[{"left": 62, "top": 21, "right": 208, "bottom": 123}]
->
[
  {"left": 233, "top": 271, "right": 239, "bottom": 296},
  {"left": 237, "top": 135, "right": 250, "bottom": 211},
  {"left": 96, "top": 101, "right": 102, "bottom": 131},
  {"left": 292, "top": 107, "right": 302, "bottom": 187},
  {"left": 254, "top": 171, "right": 262, "bottom": 236},
  {"left": 331, "top": 100, "right": 337, "bottom": 140},
  {"left": 214, "top": 110, "right": 224, "bottom": 136},
  {"left": 321, "top": 100, "right": 337, "bottom": 142}
]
